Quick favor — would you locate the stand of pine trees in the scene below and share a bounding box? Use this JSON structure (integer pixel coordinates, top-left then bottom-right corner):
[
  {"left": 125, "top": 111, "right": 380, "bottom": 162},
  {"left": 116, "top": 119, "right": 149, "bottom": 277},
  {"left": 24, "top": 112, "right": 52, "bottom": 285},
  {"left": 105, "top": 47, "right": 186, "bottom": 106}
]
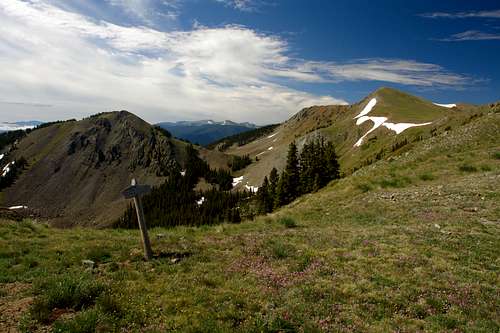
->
[
  {"left": 257, "top": 139, "right": 340, "bottom": 213},
  {"left": 115, "top": 145, "right": 252, "bottom": 229},
  {"left": 228, "top": 154, "right": 252, "bottom": 172}
]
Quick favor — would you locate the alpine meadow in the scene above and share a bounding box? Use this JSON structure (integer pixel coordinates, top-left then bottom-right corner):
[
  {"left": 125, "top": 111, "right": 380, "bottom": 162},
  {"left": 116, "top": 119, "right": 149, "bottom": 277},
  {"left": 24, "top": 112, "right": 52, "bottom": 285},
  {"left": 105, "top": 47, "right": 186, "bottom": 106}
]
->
[{"left": 0, "top": 1, "right": 499, "bottom": 332}]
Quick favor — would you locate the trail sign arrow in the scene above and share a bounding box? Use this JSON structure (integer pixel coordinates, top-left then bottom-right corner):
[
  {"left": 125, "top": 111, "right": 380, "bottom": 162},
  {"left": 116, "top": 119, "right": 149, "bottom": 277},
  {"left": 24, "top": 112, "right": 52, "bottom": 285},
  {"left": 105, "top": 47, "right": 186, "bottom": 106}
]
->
[{"left": 122, "top": 184, "right": 151, "bottom": 199}]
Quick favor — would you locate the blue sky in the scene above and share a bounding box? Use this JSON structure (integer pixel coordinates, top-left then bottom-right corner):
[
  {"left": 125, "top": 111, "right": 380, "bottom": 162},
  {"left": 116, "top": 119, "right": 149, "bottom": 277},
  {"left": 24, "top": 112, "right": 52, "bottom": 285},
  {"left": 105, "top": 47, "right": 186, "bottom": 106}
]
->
[{"left": 0, "top": 0, "right": 499, "bottom": 124}]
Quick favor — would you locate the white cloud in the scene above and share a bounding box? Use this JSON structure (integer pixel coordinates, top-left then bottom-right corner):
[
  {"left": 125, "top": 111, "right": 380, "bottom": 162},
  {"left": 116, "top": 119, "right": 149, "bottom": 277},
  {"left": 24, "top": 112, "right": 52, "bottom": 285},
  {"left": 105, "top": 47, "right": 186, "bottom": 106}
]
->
[
  {"left": 438, "top": 30, "right": 500, "bottom": 41},
  {"left": 0, "top": 0, "right": 470, "bottom": 124},
  {"left": 107, "top": 0, "right": 179, "bottom": 25},
  {"left": 420, "top": 9, "right": 500, "bottom": 19},
  {"left": 420, "top": 9, "right": 500, "bottom": 42},
  {"left": 312, "top": 59, "right": 469, "bottom": 86},
  {"left": 215, "top": 0, "right": 259, "bottom": 12}
]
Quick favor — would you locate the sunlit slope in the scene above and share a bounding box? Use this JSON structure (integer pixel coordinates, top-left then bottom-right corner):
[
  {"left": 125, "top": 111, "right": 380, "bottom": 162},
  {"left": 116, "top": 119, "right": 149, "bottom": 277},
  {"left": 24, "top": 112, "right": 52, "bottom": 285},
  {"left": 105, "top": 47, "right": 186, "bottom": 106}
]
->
[{"left": 227, "top": 88, "right": 480, "bottom": 190}]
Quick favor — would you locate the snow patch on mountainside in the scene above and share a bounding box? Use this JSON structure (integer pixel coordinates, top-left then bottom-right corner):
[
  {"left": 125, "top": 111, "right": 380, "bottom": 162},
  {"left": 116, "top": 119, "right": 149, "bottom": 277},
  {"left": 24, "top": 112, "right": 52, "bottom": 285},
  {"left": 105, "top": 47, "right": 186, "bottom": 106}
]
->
[
  {"left": 433, "top": 103, "right": 456, "bottom": 108},
  {"left": 353, "top": 98, "right": 433, "bottom": 147},
  {"left": 355, "top": 98, "right": 377, "bottom": 119},
  {"left": 8, "top": 206, "right": 28, "bottom": 210},
  {"left": 382, "top": 122, "right": 432, "bottom": 134},
  {"left": 245, "top": 184, "right": 259, "bottom": 193},
  {"left": 354, "top": 116, "right": 388, "bottom": 147},
  {"left": 2, "top": 161, "right": 15, "bottom": 177},
  {"left": 232, "top": 176, "right": 244, "bottom": 187}
]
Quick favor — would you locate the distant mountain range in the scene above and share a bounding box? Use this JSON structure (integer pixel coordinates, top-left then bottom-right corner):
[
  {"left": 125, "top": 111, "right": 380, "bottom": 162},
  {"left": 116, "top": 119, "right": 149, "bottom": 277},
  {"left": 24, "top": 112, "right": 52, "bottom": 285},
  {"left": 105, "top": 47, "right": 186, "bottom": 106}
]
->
[
  {"left": 0, "top": 121, "right": 43, "bottom": 132},
  {"left": 156, "top": 120, "right": 259, "bottom": 146}
]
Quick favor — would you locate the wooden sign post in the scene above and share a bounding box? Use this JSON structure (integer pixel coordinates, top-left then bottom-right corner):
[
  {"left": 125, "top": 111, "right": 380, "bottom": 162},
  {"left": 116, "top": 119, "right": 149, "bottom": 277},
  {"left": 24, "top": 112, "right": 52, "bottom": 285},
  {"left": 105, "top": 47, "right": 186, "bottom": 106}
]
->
[{"left": 122, "top": 178, "right": 153, "bottom": 260}]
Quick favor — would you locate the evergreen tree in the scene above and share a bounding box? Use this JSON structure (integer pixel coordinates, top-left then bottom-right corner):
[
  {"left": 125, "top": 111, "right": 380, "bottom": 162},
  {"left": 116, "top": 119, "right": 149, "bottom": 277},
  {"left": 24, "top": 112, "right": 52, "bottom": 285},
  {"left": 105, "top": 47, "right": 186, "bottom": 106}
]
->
[
  {"left": 299, "top": 141, "right": 315, "bottom": 194},
  {"left": 274, "top": 173, "right": 286, "bottom": 208},
  {"left": 280, "top": 141, "right": 300, "bottom": 204},
  {"left": 268, "top": 167, "right": 279, "bottom": 197},
  {"left": 263, "top": 139, "right": 341, "bottom": 214},
  {"left": 257, "top": 176, "right": 273, "bottom": 213},
  {"left": 324, "top": 141, "right": 340, "bottom": 181},
  {"left": 116, "top": 145, "right": 254, "bottom": 228}
]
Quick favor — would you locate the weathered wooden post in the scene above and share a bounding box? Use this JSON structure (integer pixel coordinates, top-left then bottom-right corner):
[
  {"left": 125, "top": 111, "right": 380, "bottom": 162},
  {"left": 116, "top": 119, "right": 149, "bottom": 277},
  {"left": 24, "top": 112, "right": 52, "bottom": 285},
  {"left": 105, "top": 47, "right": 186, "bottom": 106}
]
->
[{"left": 122, "top": 178, "right": 153, "bottom": 260}]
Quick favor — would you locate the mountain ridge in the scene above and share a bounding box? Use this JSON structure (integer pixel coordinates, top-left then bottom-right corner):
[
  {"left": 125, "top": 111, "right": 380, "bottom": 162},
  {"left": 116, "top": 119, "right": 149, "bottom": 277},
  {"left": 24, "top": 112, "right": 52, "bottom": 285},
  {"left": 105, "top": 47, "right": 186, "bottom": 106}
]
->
[
  {"left": 0, "top": 111, "right": 231, "bottom": 226},
  {"left": 225, "top": 87, "right": 486, "bottom": 191},
  {"left": 157, "top": 120, "right": 260, "bottom": 146}
]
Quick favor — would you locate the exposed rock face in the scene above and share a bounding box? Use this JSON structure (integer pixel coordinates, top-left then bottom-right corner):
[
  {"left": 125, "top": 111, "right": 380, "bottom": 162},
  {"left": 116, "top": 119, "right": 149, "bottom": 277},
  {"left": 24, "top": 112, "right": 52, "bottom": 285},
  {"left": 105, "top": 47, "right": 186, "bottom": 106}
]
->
[
  {"left": 2, "top": 111, "right": 180, "bottom": 226},
  {"left": 65, "top": 112, "right": 177, "bottom": 175}
]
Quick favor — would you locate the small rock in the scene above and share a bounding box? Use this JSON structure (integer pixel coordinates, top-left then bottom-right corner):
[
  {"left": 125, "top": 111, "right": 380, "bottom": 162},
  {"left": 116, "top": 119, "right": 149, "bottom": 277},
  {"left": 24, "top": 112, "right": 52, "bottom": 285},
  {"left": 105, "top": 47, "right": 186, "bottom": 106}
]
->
[
  {"left": 170, "top": 258, "right": 180, "bottom": 264},
  {"left": 82, "top": 260, "right": 95, "bottom": 268},
  {"left": 463, "top": 207, "right": 478, "bottom": 213},
  {"left": 434, "top": 224, "right": 441, "bottom": 229}
]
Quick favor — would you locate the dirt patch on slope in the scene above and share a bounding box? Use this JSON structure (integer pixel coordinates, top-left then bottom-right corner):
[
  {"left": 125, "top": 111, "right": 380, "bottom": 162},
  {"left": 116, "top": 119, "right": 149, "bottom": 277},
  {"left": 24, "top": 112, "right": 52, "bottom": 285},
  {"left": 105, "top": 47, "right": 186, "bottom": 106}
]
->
[{"left": 0, "top": 283, "right": 32, "bottom": 333}]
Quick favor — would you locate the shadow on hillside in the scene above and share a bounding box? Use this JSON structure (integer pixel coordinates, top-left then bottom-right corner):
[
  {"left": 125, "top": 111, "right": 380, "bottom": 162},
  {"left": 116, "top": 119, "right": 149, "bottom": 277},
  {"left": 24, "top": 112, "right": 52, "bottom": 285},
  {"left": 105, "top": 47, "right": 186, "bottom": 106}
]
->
[{"left": 153, "top": 251, "right": 192, "bottom": 263}]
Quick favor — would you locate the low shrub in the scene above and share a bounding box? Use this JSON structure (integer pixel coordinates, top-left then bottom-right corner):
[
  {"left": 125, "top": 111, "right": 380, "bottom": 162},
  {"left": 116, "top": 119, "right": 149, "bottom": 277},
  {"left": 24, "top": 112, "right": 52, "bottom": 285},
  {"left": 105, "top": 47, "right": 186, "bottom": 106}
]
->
[
  {"left": 266, "top": 240, "right": 294, "bottom": 259},
  {"left": 52, "top": 309, "right": 100, "bottom": 333},
  {"left": 480, "top": 165, "right": 492, "bottom": 172},
  {"left": 419, "top": 173, "right": 435, "bottom": 181},
  {"left": 458, "top": 164, "right": 477, "bottom": 173},
  {"left": 379, "top": 176, "right": 412, "bottom": 188},
  {"left": 357, "top": 183, "right": 373, "bottom": 192},
  {"left": 279, "top": 217, "right": 298, "bottom": 228},
  {"left": 86, "top": 247, "right": 112, "bottom": 264}
]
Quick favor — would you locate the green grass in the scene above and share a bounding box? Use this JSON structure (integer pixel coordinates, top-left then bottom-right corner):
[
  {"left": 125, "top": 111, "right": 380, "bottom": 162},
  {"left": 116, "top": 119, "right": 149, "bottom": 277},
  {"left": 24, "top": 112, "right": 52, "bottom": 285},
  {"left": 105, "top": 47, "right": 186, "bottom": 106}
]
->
[
  {"left": 52, "top": 309, "right": 100, "bottom": 333},
  {"left": 356, "top": 182, "right": 374, "bottom": 192},
  {"left": 28, "top": 274, "right": 106, "bottom": 324},
  {"left": 278, "top": 216, "right": 298, "bottom": 228},
  {"left": 419, "top": 173, "right": 435, "bottom": 181},
  {"left": 85, "top": 247, "right": 112, "bottom": 264},
  {"left": 1, "top": 112, "right": 499, "bottom": 332},
  {"left": 378, "top": 175, "right": 412, "bottom": 188},
  {"left": 372, "top": 87, "right": 450, "bottom": 123}
]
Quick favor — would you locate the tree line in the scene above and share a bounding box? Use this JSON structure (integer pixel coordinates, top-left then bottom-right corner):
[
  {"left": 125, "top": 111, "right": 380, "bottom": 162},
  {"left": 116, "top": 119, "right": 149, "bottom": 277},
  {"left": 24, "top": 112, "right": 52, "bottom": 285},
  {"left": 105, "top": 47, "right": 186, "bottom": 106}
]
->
[
  {"left": 256, "top": 139, "right": 340, "bottom": 213},
  {"left": 115, "top": 144, "right": 252, "bottom": 228},
  {"left": 206, "top": 124, "right": 279, "bottom": 151}
]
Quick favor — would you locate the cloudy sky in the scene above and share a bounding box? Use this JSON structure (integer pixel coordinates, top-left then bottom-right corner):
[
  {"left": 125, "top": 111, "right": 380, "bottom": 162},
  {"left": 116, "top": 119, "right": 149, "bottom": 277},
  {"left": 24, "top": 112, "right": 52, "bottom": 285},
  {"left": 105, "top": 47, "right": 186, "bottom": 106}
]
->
[{"left": 0, "top": 0, "right": 499, "bottom": 124}]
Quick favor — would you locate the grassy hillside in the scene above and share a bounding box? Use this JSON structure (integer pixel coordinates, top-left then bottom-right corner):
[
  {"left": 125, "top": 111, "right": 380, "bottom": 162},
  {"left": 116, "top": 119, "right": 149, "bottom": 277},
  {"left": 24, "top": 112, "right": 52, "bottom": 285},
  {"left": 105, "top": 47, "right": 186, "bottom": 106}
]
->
[
  {"left": 367, "top": 87, "right": 451, "bottom": 123},
  {"left": 1, "top": 110, "right": 498, "bottom": 332},
  {"left": 226, "top": 88, "right": 481, "bottom": 190}
]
